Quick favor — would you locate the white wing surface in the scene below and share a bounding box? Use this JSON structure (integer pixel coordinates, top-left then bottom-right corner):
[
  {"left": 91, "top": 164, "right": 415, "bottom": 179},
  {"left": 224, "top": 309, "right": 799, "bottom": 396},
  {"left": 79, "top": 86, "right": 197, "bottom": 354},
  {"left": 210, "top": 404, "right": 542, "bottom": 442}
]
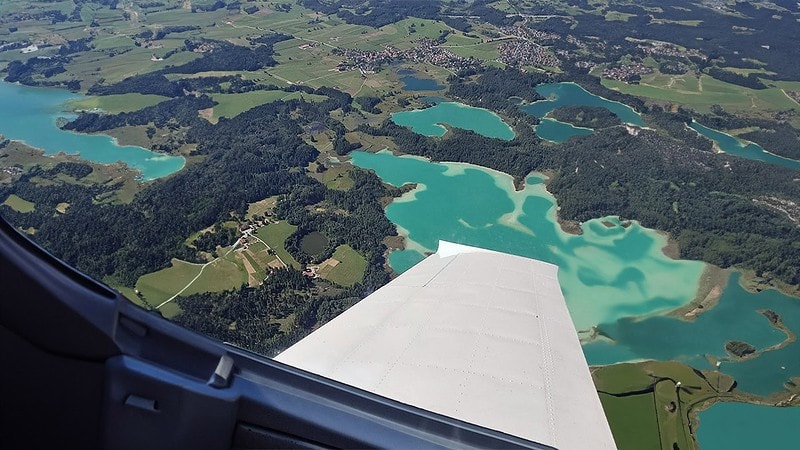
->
[{"left": 276, "top": 241, "right": 616, "bottom": 450}]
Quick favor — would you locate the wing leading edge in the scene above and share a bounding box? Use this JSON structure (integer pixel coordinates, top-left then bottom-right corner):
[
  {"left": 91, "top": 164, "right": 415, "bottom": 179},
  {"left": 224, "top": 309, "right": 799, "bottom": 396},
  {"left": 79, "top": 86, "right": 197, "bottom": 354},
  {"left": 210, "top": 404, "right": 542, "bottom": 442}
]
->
[{"left": 276, "top": 241, "right": 616, "bottom": 449}]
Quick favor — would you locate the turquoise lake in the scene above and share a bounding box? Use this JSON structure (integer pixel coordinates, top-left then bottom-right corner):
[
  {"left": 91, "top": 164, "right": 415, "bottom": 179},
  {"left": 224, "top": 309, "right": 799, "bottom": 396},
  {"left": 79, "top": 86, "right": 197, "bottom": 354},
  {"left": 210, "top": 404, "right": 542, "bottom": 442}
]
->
[
  {"left": 0, "top": 81, "right": 184, "bottom": 180},
  {"left": 391, "top": 102, "right": 516, "bottom": 140},
  {"left": 690, "top": 120, "right": 800, "bottom": 170},
  {"left": 522, "top": 82, "right": 646, "bottom": 127},
  {"left": 352, "top": 99, "right": 800, "bottom": 397},
  {"left": 350, "top": 150, "right": 705, "bottom": 331},
  {"left": 372, "top": 81, "right": 800, "bottom": 398},
  {"left": 697, "top": 402, "right": 800, "bottom": 450},
  {"left": 585, "top": 272, "right": 800, "bottom": 395},
  {"left": 535, "top": 117, "right": 593, "bottom": 143}
]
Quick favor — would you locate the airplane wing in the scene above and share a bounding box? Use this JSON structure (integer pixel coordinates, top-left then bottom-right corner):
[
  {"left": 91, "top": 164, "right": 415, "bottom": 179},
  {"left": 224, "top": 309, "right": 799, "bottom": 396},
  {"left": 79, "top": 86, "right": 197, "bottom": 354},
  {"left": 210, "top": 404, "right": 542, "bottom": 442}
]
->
[{"left": 277, "top": 241, "right": 617, "bottom": 450}]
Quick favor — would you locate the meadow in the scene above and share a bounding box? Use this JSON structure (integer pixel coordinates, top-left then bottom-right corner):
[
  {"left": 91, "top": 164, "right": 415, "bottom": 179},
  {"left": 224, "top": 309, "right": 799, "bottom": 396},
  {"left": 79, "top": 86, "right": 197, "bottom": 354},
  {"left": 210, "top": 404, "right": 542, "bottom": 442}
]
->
[
  {"left": 209, "top": 90, "right": 326, "bottom": 122},
  {"left": 256, "top": 221, "right": 301, "bottom": 269},
  {"left": 2, "top": 194, "right": 35, "bottom": 213},
  {"left": 317, "top": 244, "right": 367, "bottom": 287},
  {"left": 602, "top": 71, "right": 799, "bottom": 117}
]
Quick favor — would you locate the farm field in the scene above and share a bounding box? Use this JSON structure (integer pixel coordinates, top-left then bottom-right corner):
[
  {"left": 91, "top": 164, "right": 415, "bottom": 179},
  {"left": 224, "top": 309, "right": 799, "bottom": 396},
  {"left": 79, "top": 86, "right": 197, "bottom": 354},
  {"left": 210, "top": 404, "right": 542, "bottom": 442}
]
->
[
  {"left": 602, "top": 72, "right": 799, "bottom": 116},
  {"left": 256, "top": 221, "right": 301, "bottom": 269},
  {"left": 318, "top": 245, "right": 367, "bottom": 287},
  {"left": 210, "top": 90, "right": 326, "bottom": 122},
  {"left": 135, "top": 259, "right": 203, "bottom": 310},
  {"left": 135, "top": 251, "right": 246, "bottom": 317},
  {"left": 598, "top": 393, "right": 660, "bottom": 450},
  {"left": 593, "top": 361, "right": 740, "bottom": 450},
  {"left": 66, "top": 93, "right": 169, "bottom": 114}
]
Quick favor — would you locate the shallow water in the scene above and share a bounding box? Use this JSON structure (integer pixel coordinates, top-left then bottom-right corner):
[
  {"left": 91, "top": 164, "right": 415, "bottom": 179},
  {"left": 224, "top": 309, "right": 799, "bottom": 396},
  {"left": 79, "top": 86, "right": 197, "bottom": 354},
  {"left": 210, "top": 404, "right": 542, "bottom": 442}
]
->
[
  {"left": 586, "top": 272, "right": 800, "bottom": 395},
  {"left": 690, "top": 120, "right": 800, "bottom": 170},
  {"left": 351, "top": 150, "right": 705, "bottom": 331},
  {"left": 534, "top": 117, "right": 593, "bottom": 143},
  {"left": 0, "top": 81, "right": 184, "bottom": 180},
  {"left": 697, "top": 402, "right": 800, "bottom": 450},
  {"left": 391, "top": 102, "right": 516, "bottom": 140}
]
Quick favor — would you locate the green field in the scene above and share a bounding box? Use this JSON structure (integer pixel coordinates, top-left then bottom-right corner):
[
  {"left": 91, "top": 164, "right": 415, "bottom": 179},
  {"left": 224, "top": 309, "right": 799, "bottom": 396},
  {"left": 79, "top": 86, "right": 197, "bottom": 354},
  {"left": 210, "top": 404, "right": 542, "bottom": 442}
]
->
[
  {"left": 593, "top": 361, "right": 741, "bottom": 450},
  {"left": 602, "top": 72, "right": 799, "bottom": 116},
  {"left": 599, "top": 393, "right": 661, "bottom": 450},
  {"left": 592, "top": 362, "right": 654, "bottom": 393},
  {"left": 66, "top": 93, "right": 169, "bottom": 114},
  {"left": 136, "top": 259, "right": 203, "bottom": 307},
  {"left": 210, "top": 90, "right": 327, "bottom": 121},
  {"left": 318, "top": 165, "right": 354, "bottom": 190},
  {"left": 2, "top": 194, "right": 35, "bottom": 213},
  {"left": 189, "top": 253, "right": 246, "bottom": 293},
  {"left": 246, "top": 196, "right": 278, "bottom": 219},
  {"left": 448, "top": 41, "right": 501, "bottom": 62},
  {"left": 256, "top": 221, "right": 301, "bottom": 269},
  {"left": 135, "top": 253, "right": 246, "bottom": 317},
  {"left": 605, "top": 11, "right": 637, "bottom": 22},
  {"left": 319, "top": 245, "right": 367, "bottom": 287}
]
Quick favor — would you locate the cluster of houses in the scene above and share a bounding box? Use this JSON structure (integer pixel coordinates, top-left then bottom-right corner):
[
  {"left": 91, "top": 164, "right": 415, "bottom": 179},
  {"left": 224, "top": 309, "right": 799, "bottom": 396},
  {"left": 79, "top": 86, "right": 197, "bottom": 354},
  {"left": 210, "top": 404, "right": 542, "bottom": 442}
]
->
[
  {"left": 637, "top": 41, "right": 705, "bottom": 60},
  {"left": 602, "top": 63, "right": 654, "bottom": 82},
  {"left": 498, "top": 40, "right": 559, "bottom": 68},
  {"left": 334, "top": 38, "right": 482, "bottom": 74}
]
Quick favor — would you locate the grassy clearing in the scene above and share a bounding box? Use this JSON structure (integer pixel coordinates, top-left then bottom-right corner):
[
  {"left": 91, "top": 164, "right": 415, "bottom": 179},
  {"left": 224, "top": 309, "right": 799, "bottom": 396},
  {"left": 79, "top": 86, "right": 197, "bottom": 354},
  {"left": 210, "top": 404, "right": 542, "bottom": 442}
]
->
[
  {"left": 2, "top": 194, "right": 35, "bottom": 213},
  {"left": 188, "top": 252, "right": 246, "bottom": 294},
  {"left": 210, "top": 90, "right": 327, "bottom": 121},
  {"left": 256, "top": 221, "right": 301, "bottom": 268},
  {"left": 605, "top": 11, "right": 636, "bottom": 21},
  {"left": 722, "top": 66, "right": 777, "bottom": 76},
  {"left": 135, "top": 258, "right": 203, "bottom": 306},
  {"left": 135, "top": 252, "right": 246, "bottom": 317},
  {"left": 319, "top": 244, "right": 367, "bottom": 287},
  {"left": 246, "top": 195, "right": 278, "bottom": 219},
  {"left": 318, "top": 165, "right": 353, "bottom": 190},
  {"left": 66, "top": 93, "right": 169, "bottom": 114},
  {"left": 592, "top": 363, "right": 654, "bottom": 393},
  {"left": 270, "top": 312, "right": 297, "bottom": 333}
]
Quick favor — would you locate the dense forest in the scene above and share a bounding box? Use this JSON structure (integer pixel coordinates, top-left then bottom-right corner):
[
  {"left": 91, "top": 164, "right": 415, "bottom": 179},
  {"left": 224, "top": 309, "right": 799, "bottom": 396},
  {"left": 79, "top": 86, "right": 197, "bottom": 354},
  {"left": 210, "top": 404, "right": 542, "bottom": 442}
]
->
[
  {"left": 1, "top": 98, "right": 399, "bottom": 354},
  {"left": 549, "top": 105, "right": 621, "bottom": 129},
  {"left": 534, "top": 0, "right": 800, "bottom": 80},
  {"left": 173, "top": 268, "right": 360, "bottom": 356},
  {"left": 63, "top": 96, "right": 215, "bottom": 132},
  {"left": 447, "top": 67, "right": 549, "bottom": 120}
]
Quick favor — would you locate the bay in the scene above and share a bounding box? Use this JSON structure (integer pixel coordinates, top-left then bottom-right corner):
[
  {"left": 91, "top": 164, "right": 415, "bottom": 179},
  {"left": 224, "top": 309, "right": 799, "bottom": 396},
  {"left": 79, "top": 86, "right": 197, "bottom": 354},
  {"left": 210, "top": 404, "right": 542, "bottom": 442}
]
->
[{"left": 0, "top": 81, "right": 184, "bottom": 180}]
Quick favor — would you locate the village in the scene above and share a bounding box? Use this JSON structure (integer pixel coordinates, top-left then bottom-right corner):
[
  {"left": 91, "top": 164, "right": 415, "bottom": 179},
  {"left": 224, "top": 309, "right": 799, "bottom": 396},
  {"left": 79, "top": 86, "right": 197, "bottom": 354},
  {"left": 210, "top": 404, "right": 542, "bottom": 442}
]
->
[{"left": 333, "top": 37, "right": 483, "bottom": 74}]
